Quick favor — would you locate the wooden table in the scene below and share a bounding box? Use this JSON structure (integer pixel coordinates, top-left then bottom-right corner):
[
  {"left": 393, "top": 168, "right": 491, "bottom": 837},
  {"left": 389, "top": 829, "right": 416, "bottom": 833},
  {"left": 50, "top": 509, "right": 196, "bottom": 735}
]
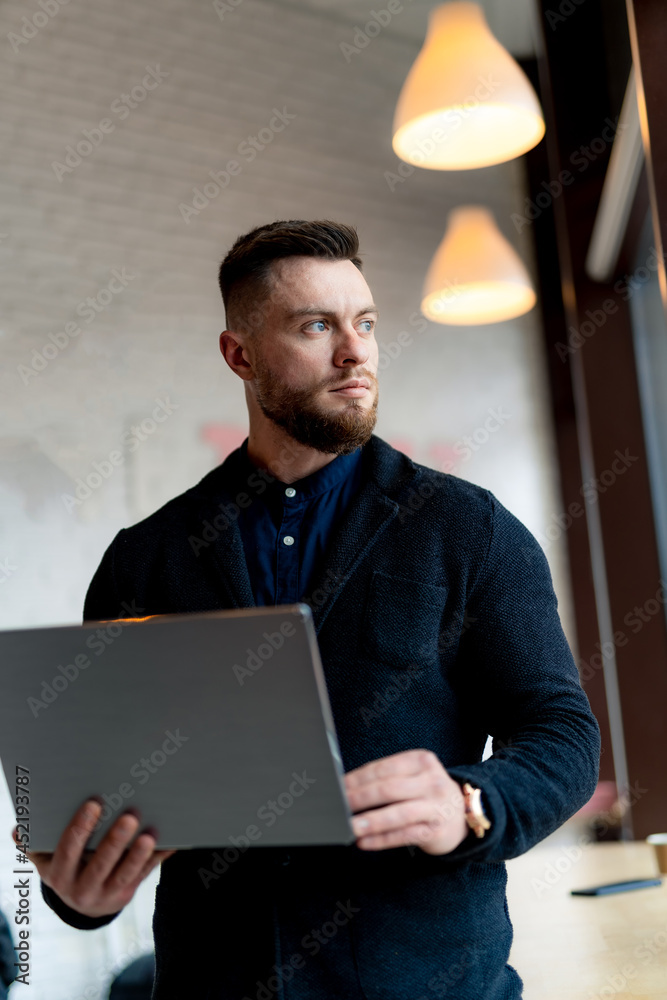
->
[{"left": 506, "top": 839, "right": 667, "bottom": 999}]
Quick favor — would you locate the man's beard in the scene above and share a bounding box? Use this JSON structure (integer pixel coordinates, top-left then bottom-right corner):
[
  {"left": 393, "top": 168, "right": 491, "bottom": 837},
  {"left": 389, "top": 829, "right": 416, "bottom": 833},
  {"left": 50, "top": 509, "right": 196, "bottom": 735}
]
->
[{"left": 253, "top": 357, "right": 378, "bottom": 456}]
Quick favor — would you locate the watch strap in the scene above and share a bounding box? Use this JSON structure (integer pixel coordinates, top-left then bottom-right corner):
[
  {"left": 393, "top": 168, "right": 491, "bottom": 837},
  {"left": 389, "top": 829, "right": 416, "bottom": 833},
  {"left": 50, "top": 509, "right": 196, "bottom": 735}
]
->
[{"left": 461, "top": 781, "right": 491, "bottom": 839}]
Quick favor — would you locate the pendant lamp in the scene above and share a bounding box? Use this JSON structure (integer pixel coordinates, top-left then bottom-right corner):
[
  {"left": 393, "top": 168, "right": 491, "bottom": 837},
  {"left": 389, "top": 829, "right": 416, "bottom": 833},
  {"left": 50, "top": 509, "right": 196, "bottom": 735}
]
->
[
  {"left": 421, "top": 206, "right": 537, "bottom": 324},
  {"left": 392, "top": 2, "right": 545, "bottom": 170}
]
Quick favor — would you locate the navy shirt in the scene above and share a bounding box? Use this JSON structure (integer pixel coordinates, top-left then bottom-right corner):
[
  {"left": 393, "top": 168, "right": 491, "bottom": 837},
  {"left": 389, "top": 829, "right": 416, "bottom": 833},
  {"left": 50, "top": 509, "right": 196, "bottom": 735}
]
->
[{"left": 233, "top": 436, "right": 365, "bottom": 606}]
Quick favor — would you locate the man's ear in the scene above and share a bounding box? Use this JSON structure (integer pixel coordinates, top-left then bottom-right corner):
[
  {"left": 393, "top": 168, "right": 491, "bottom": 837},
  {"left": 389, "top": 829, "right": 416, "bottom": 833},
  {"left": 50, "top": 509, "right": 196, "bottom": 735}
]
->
[{"left": 219, "top": 330, "right": 253, "bottom": 380}]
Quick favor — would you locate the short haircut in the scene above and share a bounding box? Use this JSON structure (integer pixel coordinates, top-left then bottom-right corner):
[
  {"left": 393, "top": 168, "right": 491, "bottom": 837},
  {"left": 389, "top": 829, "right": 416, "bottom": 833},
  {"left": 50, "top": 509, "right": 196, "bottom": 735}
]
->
[{"left": 218, "top": 219, "right": 363, "bottom": 334}]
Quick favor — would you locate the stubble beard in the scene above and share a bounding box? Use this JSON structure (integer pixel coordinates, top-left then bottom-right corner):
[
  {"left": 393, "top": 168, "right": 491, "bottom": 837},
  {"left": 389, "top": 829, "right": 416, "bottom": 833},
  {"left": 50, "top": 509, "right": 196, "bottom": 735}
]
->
[{"left": 253, "top": 356, "right": 379, "bottom": 456}]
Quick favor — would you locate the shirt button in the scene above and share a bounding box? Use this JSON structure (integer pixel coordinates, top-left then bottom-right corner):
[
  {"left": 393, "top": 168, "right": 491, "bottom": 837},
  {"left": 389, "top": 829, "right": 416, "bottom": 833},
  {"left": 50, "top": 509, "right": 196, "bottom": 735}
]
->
[
  {"left": 283, "top": 535, "right": 295, "bottom": 546},
  {"left": 285, "top": 487, "right": 296, "bottom": 497}
]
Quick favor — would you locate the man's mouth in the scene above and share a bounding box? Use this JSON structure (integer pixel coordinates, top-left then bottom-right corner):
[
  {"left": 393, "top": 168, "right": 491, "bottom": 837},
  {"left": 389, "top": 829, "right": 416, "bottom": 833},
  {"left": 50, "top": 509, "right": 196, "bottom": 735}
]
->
[{"left": 330, "top": 378, "right": 371, "bottom": 397}]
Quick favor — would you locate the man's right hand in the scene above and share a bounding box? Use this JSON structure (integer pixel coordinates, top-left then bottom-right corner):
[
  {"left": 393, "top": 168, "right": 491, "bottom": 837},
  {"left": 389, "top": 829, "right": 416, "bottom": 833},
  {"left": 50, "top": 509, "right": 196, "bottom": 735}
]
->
[{"left": 12, "top": 798, "right": 176, "bottom": 920}]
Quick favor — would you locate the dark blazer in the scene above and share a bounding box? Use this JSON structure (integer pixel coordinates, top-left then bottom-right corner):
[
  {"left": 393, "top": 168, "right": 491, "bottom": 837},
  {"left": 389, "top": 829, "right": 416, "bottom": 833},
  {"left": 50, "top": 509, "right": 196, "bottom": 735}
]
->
[{"left": 42, "top": 434, "right": 600, "bottom": 1000}]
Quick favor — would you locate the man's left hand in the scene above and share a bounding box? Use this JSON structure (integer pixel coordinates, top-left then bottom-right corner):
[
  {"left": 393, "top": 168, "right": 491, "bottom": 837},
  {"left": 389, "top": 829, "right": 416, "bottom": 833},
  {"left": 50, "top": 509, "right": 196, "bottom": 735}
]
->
[{"left": 343, "top": 749, "right": 470, "bottom": 855}]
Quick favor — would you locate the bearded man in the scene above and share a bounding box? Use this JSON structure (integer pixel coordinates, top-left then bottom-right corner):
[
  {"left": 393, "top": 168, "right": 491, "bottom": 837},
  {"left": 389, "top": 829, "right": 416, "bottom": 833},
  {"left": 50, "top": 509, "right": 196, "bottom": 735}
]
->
[{"left": 25, "top": 219, "right": 600, "bottom": 999}]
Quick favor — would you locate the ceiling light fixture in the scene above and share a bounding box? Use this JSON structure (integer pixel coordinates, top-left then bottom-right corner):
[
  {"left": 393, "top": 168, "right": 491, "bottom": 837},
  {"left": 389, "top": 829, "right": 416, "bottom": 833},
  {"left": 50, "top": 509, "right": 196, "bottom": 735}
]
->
[
  {"left": 421, "top": 206, "right": 537, "bottom": 324},
  {"left": 392, "top": 1, "right": 545, "bottom": 170}
]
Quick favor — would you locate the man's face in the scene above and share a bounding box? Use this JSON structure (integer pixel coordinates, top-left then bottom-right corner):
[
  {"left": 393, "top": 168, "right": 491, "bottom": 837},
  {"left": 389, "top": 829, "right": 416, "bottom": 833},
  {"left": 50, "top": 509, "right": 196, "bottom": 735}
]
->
[{"left": 246, "top": 256, "right": 380, "bottom": 456}]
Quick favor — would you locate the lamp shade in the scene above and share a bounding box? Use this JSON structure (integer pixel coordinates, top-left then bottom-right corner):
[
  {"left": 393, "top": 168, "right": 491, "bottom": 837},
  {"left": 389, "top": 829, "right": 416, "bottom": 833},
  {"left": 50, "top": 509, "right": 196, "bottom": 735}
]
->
[
  {"left": 421, "top": 206, "right": 536, "bottom": 324},
  {"left": 392, "top": 2, "right": 545, "bottom": 170}
]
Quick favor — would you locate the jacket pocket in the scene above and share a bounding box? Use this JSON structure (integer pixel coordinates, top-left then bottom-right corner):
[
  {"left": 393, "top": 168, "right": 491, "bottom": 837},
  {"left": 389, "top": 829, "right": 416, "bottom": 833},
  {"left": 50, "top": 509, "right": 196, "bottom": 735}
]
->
[{"left": 360, "top": 570, "right": 450, "bottom": 669}]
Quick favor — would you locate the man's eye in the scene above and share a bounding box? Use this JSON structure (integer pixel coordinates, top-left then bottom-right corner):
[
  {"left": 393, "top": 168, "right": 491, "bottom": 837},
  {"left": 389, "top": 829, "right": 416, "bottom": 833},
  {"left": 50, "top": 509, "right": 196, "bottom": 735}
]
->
[
  {"left": 306, "top": 321, "right": 327, "bottom": 333},
  {"left": 360, "top": 320, "right": 374, "bottom": 332}
]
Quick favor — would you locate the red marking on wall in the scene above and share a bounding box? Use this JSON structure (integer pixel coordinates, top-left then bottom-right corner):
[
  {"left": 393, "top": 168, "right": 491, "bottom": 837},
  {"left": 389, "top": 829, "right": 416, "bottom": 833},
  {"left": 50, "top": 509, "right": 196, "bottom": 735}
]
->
[
  {"left": 201, "top": 424, "right": 247, "bottom": 462},
  {"left": 426, "top": 443, "right": 461, "bottom": 474},
  {"left": 387, "top": 437, "right": 416, "bottom": 458}
]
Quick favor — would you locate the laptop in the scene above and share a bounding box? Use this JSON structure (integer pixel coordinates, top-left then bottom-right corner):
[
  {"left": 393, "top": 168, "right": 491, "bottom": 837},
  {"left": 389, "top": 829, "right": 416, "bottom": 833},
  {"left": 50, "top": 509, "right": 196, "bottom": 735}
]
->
[{"left": 0, "top": 604, "right": 355, "bottom": 851}]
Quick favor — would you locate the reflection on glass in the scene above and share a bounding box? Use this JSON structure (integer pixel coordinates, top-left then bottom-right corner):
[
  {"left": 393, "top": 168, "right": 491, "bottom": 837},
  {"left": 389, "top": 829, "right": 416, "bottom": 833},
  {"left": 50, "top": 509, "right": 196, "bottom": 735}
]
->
[{"left": 629, "top": 209, "right": 667, "bottom": 620}]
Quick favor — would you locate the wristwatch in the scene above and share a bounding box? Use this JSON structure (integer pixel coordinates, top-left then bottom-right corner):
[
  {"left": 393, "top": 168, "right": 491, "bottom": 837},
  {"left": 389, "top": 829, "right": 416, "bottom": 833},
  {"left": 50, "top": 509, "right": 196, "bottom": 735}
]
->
[{"left": 461, "top": 782, "right": 491, "bottom": 839}]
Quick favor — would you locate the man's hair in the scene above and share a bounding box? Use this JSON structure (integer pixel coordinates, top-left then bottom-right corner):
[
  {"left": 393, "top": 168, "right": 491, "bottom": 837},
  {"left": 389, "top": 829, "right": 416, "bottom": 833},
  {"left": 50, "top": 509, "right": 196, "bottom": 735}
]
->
[{"left": 218, "top": 219, "right": 363, "bottom": 334}]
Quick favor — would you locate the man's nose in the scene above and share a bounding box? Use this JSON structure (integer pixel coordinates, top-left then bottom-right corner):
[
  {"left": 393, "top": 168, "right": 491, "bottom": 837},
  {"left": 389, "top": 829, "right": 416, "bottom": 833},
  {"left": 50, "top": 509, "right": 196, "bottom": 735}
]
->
[{"left": 333, "top": 326, "right": 371, "bottom": 366}]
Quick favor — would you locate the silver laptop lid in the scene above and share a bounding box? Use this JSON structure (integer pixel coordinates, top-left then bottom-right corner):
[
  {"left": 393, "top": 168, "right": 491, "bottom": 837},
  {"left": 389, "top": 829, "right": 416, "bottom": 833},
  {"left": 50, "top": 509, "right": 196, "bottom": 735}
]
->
[{"left": 0, "top": 604, "right": 354, "bottom": 851}]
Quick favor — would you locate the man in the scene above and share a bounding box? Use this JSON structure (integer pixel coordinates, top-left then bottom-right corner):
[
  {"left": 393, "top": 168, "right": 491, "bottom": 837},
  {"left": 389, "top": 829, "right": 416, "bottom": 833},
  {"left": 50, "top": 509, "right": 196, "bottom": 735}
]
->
[{"left": 23, "top": 219, "right": 600, "bottom": 998}]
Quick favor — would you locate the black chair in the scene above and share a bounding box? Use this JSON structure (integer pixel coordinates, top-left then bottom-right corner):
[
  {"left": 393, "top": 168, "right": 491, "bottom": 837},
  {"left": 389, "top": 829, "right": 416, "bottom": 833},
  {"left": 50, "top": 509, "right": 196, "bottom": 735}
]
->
[
  {"left": 0, "top": 910, "right": 16, "bottom": 1000},
  {"left": 108, "top": 953, "right": 155, "bottom": 999}
]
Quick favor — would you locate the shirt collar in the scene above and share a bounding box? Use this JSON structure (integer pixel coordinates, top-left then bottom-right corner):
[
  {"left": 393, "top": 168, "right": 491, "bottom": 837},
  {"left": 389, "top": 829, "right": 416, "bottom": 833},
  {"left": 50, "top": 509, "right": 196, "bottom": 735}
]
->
[{"left": 236, "top": 436, "right": 363, "bottom": 501}]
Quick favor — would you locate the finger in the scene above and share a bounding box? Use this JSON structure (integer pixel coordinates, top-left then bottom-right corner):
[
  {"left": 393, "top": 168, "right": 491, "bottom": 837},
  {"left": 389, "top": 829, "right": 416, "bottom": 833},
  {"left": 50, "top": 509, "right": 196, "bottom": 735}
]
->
[
  {"left": 51, "top": 799, "right": 103, "bottom": 884},
  {"left": 155, "top": 849, "right": 177, "bottom": 864},
  {"left": 25, "top": 853, "right": 54, "bottom": 879},
  {"left": 12, "top": 826, "right": 49, "bottom": 859},
  {"left": 356, "top": 822, "right": 439, "bottom": 851},
  {"left": 102, "top": 831, "right": 159, "bottom": 891},
  {"left": 135, "top": 849, "right": 177, "bottom": 884},
  {"left": 12, "top": 825, "right": 29, "bottom": 850},
  {"left": 345, "top": 749, "right": 440, "bottom": 789},
  {"left": 15, "top": 844, "right": 50, "bottom": 870},
  {"left": 354, "top": 798, "right": 433, "bottom": 836},
  {"left": 76, "top": 813, "right": 141, "bottom": 891},
  {"left": 345, "top": 749, "right": 427, "bottom": 785},
  {"left": 346, "top": 771, "right": 446, "bottom": 812}
]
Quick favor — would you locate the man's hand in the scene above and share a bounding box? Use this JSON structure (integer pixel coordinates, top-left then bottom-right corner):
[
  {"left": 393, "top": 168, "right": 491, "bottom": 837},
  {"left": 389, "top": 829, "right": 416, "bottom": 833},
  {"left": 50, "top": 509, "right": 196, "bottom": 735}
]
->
[
  {"left": 12, "top": 799, "right": 176, "bottom": 919},
  {"left": 343, "top": 749, "right": 470, "bottom": 855}
]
